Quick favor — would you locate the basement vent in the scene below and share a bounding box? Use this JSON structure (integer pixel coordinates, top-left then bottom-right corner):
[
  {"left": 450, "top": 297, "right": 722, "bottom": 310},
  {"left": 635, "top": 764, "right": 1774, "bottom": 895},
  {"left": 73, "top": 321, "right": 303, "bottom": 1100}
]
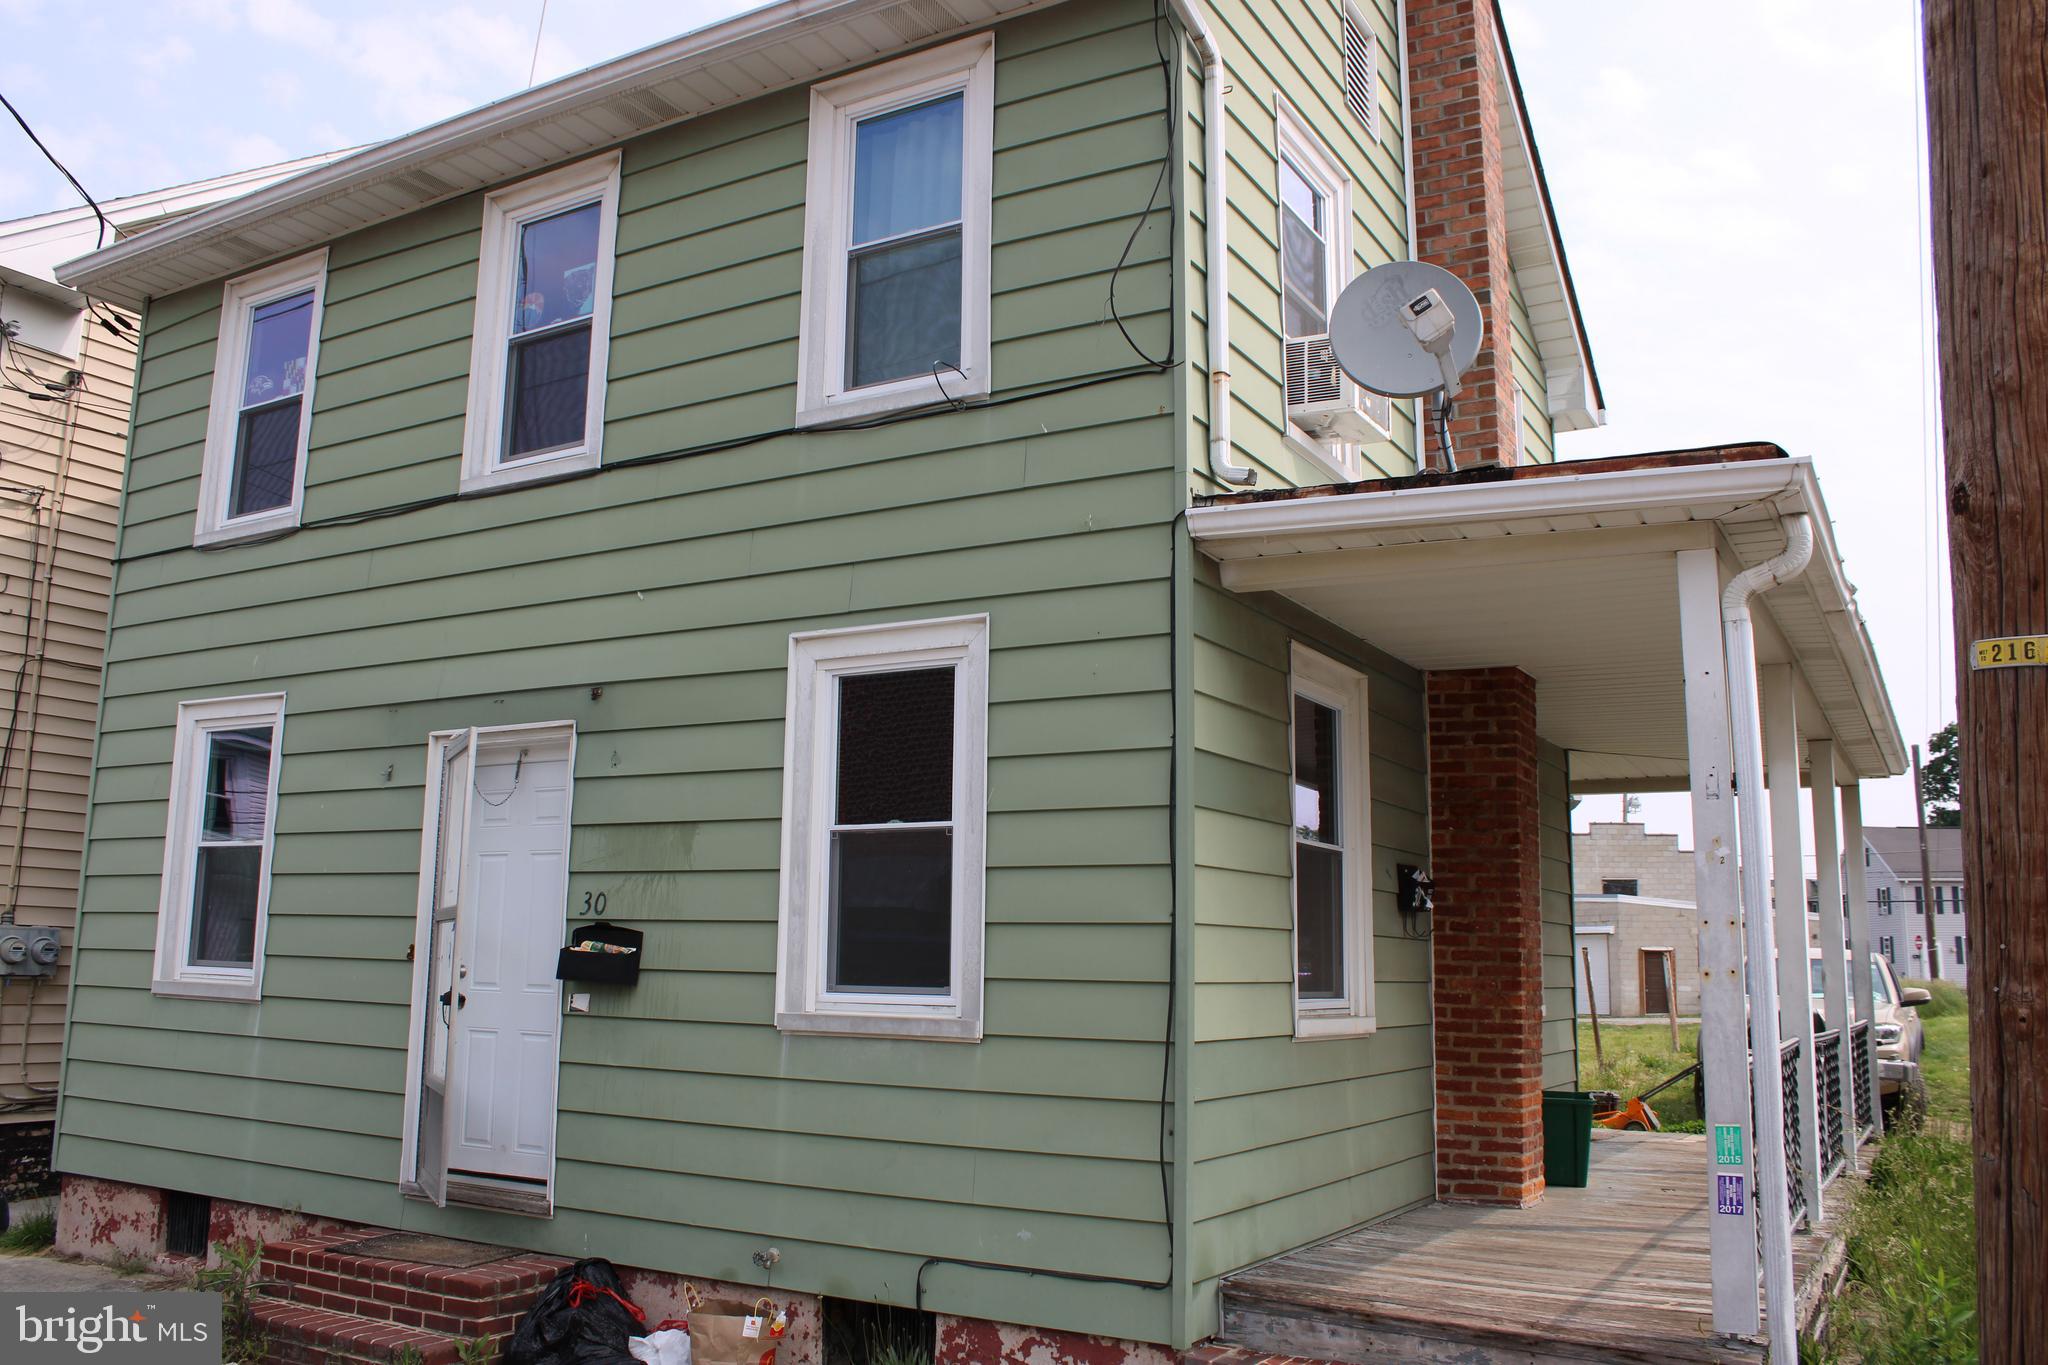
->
[
  {"left": 1342, "top": 3, "right": 1379, "bottom": 141},
  {"left": 165, "top": 1191, "right": 211, "bottom": 1258}
]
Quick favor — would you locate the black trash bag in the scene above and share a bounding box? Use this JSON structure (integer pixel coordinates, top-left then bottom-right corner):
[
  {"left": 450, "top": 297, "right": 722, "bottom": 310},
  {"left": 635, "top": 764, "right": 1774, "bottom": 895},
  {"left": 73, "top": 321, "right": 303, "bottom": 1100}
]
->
[{"left": 504, "top": 1257, "right": 645, "bottom": 1365}]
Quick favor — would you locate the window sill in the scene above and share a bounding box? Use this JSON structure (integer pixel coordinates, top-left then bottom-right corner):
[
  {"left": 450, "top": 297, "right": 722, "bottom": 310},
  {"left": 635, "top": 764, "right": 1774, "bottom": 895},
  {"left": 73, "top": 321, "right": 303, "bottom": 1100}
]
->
[
  {"left": 459, "top": 447, "right": 599, "bottom": 496},
  {"left": 152, "top": 975, "right": 261, "bottom": 1002},
  {"left": 776, "top": 1009, "right": 982, "bottom": 1043},
  {"left": 194, "top": 509, "right": 300, "bottom": 549},
  {"left": 1294, "top": 1010, "right": 1376, "bottom": 1041},
  {"left": 795, "top": 372, "right": 988, "bottom": 430}
]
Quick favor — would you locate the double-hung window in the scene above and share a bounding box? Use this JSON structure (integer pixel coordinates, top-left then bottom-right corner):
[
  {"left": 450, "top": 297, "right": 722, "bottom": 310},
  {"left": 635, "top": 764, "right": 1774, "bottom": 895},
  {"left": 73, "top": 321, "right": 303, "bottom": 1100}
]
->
[
  {"left": 461, "top": 152, "right": 620, "bottom": 493},
  {"left": 153, "top": 694, "right": 286, "bottom": 999},
  {"left": 796, "top": 35, "right": 995, "bottom": 426},
  {"left": 1274, "top": 101, "right": 1358, "bottom": 478},
  {"left": 1289, "top": 644, "right": 1374, "bottom": 1037},
  {"left": 196, "top": 251, "right": 326, "bottom": 545},
  {"left": 775, "top": 615, "right": 989, "bottom": 1040}
]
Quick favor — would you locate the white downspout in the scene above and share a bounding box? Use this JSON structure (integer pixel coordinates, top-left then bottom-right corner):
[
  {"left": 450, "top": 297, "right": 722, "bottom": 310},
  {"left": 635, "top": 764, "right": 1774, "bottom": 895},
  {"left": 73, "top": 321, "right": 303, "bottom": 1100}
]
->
[
  {"left": 1167, "top": 0, "right": 1254, "bottom": 486},
  {"left": 1721, "top": 512, "right": 1813, "bottom": 1365}
]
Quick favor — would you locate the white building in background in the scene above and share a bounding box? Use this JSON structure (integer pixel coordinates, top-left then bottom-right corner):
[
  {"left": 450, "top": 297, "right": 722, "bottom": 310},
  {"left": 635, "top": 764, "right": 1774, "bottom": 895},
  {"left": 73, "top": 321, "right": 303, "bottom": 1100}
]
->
[{"left": 1864, "top": 825, "right": 1967, "bottom": 985}]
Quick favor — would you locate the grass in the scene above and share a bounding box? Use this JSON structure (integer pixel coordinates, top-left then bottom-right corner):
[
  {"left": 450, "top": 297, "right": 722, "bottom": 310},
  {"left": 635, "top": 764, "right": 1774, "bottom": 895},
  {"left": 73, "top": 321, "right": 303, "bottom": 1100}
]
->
[
  {"left": 1575, "top": 1020, "right": 1702, "bottom": 1127},
  {"left": 0, "top": 1209, "right": 56, "bottom": 1252},
  {"left": 1810, "top": 1132, "right": 1977, "bottom": 1363},
  {"left": 1808, "top": 983, "right": 1977, "bottom": 1363}
]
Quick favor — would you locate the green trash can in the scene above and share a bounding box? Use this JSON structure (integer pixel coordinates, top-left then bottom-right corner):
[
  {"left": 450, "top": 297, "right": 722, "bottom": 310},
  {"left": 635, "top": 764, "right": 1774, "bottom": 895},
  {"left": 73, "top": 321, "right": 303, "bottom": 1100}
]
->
[{"left": 1542, "top": 1089, "right": 1595, "bottom": 1188}]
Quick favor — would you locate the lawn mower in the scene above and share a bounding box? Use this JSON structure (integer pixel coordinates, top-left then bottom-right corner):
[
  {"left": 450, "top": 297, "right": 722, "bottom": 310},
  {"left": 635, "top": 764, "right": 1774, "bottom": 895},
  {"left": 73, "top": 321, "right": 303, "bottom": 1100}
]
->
[{"left": 1592, "top": 1060, "right": 1703, "bottom": 1131}]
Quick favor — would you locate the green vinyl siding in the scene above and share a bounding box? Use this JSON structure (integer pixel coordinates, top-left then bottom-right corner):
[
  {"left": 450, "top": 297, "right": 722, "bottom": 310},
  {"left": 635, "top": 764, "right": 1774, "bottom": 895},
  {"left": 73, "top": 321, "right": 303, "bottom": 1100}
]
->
[
  {"left": 1540, "top": 739, "right": 1577, "bottom": 1088},
  {"left": 62, "top": 0, "right": 1190, "bottom": 1346},
  {"left": 1509, "top": 260, "right": 1557, "bottom": 464},
  {"left": 1185, "top": 0, "right": 1419, "bottom": 495},
  {"left": 1182, "top": 563, "right": 1433, "bottom": 1341}
]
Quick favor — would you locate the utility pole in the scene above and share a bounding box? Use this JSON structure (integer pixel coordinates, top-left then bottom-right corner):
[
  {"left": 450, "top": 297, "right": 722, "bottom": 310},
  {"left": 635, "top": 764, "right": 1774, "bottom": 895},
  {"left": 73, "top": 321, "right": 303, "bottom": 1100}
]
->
[
  {"left": 1911, "top": 743, "right": 1942, "bottom": 981},
  {"left": 1923, "top": 1, "right": 2048, "bottom": 1357}
]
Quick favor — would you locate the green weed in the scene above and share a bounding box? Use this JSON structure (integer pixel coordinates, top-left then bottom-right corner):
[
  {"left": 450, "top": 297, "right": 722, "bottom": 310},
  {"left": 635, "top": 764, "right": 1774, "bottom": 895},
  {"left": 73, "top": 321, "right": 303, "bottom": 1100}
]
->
[{"left": 0, "top": 1210, "right": 56, "bottom": 1252}]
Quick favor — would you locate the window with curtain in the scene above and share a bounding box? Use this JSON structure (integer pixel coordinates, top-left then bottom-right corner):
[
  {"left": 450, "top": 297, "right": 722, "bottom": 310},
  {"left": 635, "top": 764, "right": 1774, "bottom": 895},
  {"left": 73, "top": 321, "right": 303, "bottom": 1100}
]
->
[
  {"left": 847, "top": 96, "right": 964, "bottom": 391},
  {"left": 796, "top": 34, "right": 994, "bottom": 426}
]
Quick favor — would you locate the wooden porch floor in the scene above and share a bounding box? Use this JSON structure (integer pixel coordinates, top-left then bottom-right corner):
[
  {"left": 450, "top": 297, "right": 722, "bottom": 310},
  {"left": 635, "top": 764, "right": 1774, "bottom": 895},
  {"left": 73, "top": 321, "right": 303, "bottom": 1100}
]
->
[{"left": 1217, "top": 1131, "right": 1860, "bottom": 1364}]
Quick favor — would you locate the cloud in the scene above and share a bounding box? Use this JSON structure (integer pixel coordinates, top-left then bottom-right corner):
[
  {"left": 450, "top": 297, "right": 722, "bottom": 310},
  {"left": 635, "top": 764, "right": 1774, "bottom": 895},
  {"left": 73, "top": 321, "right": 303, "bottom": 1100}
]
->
[
  {"left": 223, "top": 132, "right": 289, "bottom": 168},
  {"left": 131, "top": 35, "right": 196, "bottom": 77}
]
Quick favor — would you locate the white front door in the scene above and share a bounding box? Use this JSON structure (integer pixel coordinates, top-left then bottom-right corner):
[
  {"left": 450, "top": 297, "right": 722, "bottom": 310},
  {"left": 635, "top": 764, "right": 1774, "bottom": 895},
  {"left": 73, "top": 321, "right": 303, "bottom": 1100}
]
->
[{"left": 447, "top": 735, "right": 570, "bottom": 1187}]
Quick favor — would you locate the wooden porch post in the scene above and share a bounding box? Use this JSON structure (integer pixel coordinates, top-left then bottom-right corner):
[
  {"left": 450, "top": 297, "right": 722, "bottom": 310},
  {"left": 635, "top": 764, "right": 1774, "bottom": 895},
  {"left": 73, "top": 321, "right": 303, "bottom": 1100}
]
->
[
  {"left": 1810, "top": 741, "right": 1853, "bottom": 1169},
  {"left": 1675, "top": 548, "right": 1761, "bottom": 1336},
  {"left": 1841, "top": 781, "right": 1881, "bottom": 1142},
  {"left": 1762, "top": 662, "right": 1823, "bottom": 1220}
]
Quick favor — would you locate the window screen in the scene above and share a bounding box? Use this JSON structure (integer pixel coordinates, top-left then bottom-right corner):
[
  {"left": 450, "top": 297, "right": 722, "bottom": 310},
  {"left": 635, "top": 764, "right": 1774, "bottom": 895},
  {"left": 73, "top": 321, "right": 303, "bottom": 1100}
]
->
[
  {"left": 188, "top": 726, "right": 274, "bottom": 967},
  {"left": 228, "top": 291, "right": 314, "bottom": 519},
  {"left": 1293, "top": 694, "right": 1344, "bottom": 1000},
  {"left": 504, "top": 202, "right": 601, "bottom": 460},
  {"left": 847, "top": 96, "right": 965, "bottom": 389},
  {"left": 827, "top": 667, "right": 956, "bottom": 993}
]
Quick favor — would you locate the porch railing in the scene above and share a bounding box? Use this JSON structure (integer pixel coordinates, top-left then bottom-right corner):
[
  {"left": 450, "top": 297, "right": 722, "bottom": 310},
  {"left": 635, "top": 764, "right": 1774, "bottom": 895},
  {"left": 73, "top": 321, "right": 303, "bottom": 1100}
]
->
[
  {"left": 1815, "top": 1029, "right": 1846, "bottom": 1181},
  {"left": 1850, "top": 1019, "right": 1876, "bottom": 1137},
  {"left": 1780, "top": 1037, "right": 1807, "bottom": 1227}
]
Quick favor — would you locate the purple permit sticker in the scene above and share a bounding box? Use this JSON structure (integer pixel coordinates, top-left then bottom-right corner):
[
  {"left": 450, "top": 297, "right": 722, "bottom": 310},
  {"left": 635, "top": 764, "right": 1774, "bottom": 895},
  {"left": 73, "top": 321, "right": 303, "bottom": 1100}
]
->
[{"left": 1717, "top": 1173, "right": 1746, "bottom": 1216}]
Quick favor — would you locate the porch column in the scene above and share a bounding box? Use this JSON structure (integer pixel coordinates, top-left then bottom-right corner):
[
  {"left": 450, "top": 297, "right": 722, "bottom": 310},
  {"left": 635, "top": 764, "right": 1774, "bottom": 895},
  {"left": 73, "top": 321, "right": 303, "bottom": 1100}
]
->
[
  {"left": 1842, "top": 782, "right": 1882, "bottom": 1140},
  {"left": 1675, "top": 548, "right": 1761, "bottom": 1335},
  {"left": 1810, "top": 741, "right": 1853, "bottom": 1172},
  {"left": 1762, "top": 663, "right": 1823, "bottom": 1219},
  {"left": 1427, "top": 667, "right": 1545, "bottom": 1206}
]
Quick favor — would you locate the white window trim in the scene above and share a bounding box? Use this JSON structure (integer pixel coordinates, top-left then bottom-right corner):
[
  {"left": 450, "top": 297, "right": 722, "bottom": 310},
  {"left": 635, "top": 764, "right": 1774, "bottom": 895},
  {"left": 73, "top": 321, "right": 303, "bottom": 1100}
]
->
[
  {"left": 195, "top": 251, "right": 328, "bottom": 546},
  {"left": 460, "top": 152, "right": 621, "bottom": 495},
  {"left": 775, "top": 614, "right": 989, "bottom": 1041},
  {"left": 152, "top": 692, "right": 287, "bottom": 1000},
  {"left": 1289, "top": 644, "right": 1375, "bottom": 1039},
  {"left": 1274, "top": 98, "right": 1361, "bottom": 482},
  {"left": 794, "top": 35, "right": 995, "bottom": 429}
]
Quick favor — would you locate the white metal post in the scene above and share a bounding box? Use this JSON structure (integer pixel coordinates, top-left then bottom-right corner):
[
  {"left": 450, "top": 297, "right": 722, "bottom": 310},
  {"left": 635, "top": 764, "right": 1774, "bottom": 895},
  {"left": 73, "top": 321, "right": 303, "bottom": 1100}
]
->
[
  {"left": 1810, "top": 741, "right": 1852, "bottom": 1172},
  {"left": 1676, "top": 548, "right": 1760, "bottom": 1336},
  {"left": 1762, "top": 662, "right": 1823, "bottom": 1221},
  {"left": 1721, "top": 516, "right": 1810, "bottom": 1365},
  {"left": 1842, "top": 782, "right": 1882, "bottom": 1140}
]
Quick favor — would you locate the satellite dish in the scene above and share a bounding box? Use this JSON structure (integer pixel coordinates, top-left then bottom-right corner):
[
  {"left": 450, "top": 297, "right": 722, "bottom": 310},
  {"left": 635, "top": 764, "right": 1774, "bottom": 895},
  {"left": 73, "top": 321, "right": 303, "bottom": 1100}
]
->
[{"left": 1328, "top": 261, "right": 1483, "bottom": 399}]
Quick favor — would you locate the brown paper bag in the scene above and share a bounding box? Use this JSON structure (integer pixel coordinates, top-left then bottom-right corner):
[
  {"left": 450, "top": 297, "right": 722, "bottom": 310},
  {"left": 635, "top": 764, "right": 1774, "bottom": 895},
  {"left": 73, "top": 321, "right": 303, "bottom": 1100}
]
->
[{"left": 686, "top": 1298, "right": 785, "bottom": 1365}]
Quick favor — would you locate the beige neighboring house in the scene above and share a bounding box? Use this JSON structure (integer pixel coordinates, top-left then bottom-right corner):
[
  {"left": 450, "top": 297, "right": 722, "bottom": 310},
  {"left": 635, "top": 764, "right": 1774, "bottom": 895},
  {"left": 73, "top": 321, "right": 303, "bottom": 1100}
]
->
[
  {"left": 0, "top": 157, "right": 342, "bottom": 1149},
  {"left": 1571, "top": 821, "right": 1700, "bottom": 1018}
]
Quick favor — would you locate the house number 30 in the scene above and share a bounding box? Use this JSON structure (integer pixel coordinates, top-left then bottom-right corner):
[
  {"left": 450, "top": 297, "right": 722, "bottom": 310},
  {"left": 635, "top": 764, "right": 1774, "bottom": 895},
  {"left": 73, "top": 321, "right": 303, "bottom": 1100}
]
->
[{"left": 581, "top": 892, "right": 608, "bottom": 917}]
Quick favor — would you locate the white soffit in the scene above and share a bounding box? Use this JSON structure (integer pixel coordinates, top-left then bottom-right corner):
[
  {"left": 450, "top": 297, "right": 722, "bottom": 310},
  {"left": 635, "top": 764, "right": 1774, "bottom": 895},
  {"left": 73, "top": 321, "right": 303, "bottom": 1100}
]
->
[
  {"left": 57, "top": 0, "right": 1065, "bottom": 309},
  {"left": 1188, "top": 455, "right": 1906, "bottom": 784},
  {"left": 1495, "top": 31, "right": 1604, "bottom": 432}
]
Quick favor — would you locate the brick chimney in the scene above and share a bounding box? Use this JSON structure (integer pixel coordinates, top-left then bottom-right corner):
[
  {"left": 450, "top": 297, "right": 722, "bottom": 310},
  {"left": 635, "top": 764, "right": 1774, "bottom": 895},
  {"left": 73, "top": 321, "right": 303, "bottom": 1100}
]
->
[{"left": 1408, "top": 0, "right": 1521, "bottom": 468}]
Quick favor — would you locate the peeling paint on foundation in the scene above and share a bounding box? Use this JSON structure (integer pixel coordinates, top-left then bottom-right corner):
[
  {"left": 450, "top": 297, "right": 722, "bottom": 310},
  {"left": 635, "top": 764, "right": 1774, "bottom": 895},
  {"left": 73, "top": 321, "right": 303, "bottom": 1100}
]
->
[
  {"left": 55, "top": 1174, "right": 164, "bottom": 1263},
  {"left": 935, "top": 1315, "right": 1177, "bottom": 1365}
]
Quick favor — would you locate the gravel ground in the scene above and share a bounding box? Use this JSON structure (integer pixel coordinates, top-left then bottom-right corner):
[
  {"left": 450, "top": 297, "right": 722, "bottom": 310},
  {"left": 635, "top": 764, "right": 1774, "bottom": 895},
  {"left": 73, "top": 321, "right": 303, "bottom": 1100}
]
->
[{"left": 0, "top": 1253, "right": 188, "bottom": 1291}]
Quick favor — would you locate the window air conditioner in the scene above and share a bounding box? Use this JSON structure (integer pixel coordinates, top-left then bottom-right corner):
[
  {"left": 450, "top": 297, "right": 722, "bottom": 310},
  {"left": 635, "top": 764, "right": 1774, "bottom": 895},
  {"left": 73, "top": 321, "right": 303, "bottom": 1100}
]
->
[{"left": 1285, "top": 333, "right": 1394, "bottom": 444}]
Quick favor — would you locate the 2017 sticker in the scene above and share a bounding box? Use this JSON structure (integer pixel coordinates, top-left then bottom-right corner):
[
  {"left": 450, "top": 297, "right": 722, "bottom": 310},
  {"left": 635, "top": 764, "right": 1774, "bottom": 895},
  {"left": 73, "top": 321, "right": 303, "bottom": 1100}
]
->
[{"left": 1716, "top": 1173, "right": 1746, "bottom": 1216}]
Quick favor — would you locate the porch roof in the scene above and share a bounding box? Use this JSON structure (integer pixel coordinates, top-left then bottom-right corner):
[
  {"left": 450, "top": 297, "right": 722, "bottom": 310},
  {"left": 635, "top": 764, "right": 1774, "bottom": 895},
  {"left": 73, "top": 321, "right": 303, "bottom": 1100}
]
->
[{"left": 1187, "top": 446, "right": 1906, "bottom": 789}]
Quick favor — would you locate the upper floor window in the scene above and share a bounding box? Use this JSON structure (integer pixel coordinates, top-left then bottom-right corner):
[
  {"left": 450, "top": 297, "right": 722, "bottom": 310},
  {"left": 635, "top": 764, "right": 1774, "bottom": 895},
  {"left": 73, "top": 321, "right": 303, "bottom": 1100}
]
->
[
  {"left": 1290, "top": 644, "right": 1374, "bottom": 1038},
  {"left": 196, "top": 251, "right": 327, "bottom": 546},
  {"left": 461, "top": 152, "right": 620, "bottom": 494},
  {"left": 796, "top": 35, "right": 994, "bottom": 427},
  {"left": 153, "top": 693, "right": 286, "bottom": 999},
  {"left": 1602, "top": 878, "right": 1639, "bottom": 897},
  {"left": 775, "top": 615, "right": 990, "bottom": 1040},
  {"left": 1274, "top": 101, "right": 1360, "bottom": 480}
]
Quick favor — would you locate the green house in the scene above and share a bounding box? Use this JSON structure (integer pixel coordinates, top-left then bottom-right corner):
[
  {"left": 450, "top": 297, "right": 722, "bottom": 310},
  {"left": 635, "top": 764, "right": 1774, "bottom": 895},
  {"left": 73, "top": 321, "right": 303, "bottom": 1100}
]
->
[{"left": 49, "top": 0, "right": 1904, "bottom": 1361}]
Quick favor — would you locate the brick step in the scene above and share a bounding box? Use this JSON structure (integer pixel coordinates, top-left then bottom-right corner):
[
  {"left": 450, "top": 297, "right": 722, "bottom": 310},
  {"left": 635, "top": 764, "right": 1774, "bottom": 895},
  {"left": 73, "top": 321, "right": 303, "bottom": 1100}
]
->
[
  {"left": 259, "top": 1232, "right": 568, "bottom": 1336},
  {"left": 251, "top": 1296, "right": 466, "bottom": 1365}
]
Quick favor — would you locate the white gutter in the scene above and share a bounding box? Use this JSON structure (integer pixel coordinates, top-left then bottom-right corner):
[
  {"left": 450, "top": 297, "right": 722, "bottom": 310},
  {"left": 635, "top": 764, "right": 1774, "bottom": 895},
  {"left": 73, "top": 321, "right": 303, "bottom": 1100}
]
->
[
  {"left": 1721, "top": 512, "right": 1812, "bottom": 1365},
  {"left": 1187, "top": 456, "right": 1802, "bottom": 546},
  {"left": 1166, "top": 0, "right": 1253, "bottom": 487}
]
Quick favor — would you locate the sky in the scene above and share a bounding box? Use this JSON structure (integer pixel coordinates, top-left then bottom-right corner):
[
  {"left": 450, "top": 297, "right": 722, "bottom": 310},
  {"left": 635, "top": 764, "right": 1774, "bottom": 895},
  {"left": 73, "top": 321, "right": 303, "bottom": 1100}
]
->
[{"left": 0, "top": 0, "right": 1953, "bottom": 839}]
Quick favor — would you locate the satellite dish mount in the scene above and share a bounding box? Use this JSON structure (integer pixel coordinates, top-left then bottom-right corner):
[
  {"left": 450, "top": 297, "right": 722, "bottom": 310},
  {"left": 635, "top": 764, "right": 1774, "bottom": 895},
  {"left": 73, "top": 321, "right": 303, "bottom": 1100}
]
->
[{"left": 1327, "top": 262, "right": 1485, "bottom": 473}]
